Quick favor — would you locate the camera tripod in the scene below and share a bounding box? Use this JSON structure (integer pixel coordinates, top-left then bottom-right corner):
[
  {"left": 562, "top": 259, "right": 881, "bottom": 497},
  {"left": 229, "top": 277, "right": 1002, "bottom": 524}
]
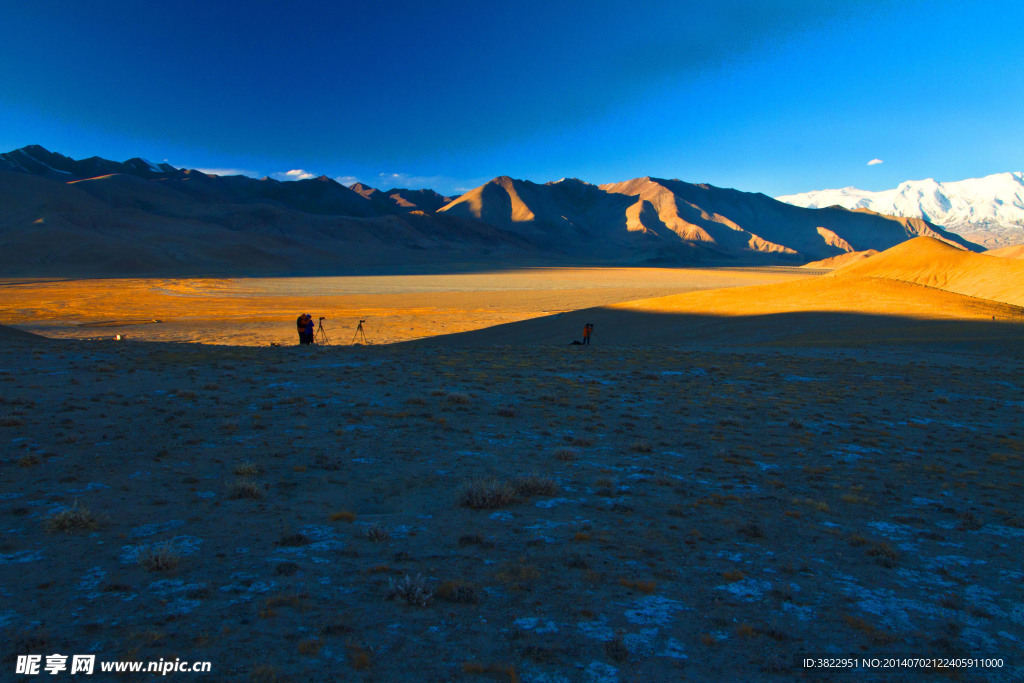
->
[
  {"left": 314, "top": 317, "right": 329, "bottom": 345},
  {"left": 352, "top": 319, "right": 368, "bottom": 344}
]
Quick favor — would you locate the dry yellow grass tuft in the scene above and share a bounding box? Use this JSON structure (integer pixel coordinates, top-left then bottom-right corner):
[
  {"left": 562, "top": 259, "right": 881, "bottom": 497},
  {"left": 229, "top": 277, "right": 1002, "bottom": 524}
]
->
[
  {"left": 329, "top": 510, "right": 357, "bottom": 522},
  {"left": 44, "top": 502, "right": 102, "bottom": 533},
  {"left": 227, "top": 478, "right": 262, "bottom": 499},
  {"left": 139, "top": 543, "right": 181, "bottom": 572},
  {"left": 458, "top": 478, "right": 517, "bottom": 509}
]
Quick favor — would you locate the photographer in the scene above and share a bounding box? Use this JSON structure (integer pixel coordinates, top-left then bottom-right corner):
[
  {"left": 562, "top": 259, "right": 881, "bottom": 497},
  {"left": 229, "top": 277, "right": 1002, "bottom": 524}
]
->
[{"left": 296, "top": 313, "right": 315, "bottom": 345}]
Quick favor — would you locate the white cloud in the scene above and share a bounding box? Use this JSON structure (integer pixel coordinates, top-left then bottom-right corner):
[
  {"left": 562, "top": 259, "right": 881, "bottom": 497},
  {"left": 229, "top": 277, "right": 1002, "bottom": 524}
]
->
[
  {"left": 276, "top": 169, "right": 316, "bottom": 181},
  {"left": 867, "top": 158, "right": 884, "bottom": 166},
  {"left": 335, "top": 176, "right": 361, "bottom": 186}
]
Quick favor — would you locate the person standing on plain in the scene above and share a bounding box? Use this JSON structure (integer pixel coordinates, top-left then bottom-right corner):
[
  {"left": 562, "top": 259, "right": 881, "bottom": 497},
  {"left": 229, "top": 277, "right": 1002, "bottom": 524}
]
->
[{"left": 305, "top": 314, "right": 315, "bottom": 344}]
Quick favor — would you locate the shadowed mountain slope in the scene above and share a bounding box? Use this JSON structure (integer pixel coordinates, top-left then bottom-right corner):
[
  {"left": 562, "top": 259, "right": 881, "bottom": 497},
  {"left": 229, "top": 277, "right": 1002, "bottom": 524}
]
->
[
  {"left": 0, "top": 146, "right": 984, "bottom": 276},
  {"left": 441, "top": 176, "right": 978, "bottom": 263},
  {"left": 0, "top": 166, "right": 533, "bottom": 276}
]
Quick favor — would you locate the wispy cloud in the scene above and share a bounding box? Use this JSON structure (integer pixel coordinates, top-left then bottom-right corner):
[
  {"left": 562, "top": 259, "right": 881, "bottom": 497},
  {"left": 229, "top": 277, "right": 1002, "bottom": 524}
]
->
[
  {"left": 867, "top": 158, "right": 884, "bottom": 166},
  {"left": 334, "top": 176, "right": 361, "bottom": 186},
  {"left": 195, "top": 167, "right": 259, "bottom": 177}
]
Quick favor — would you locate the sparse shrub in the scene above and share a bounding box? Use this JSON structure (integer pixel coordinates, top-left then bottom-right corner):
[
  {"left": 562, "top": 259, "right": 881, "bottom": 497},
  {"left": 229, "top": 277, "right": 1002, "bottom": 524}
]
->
[
  {"left": 173, "top": 389, "right": 196, "bottom": 400},
  {"left": 446, "top": 392, "right": 471, "bottom": 405},
  {"left": 360, "top": 522, "right": 390, "bottom": 542},
  {"left": 604, "top": 634, "right": 630, "bottom": 662},
  {"left": 18, "top": 454, "right": 41, "bottom": 467},
  {"left": 494, "top": 562, "right": 539, "bottom": 590},
  {"left": 564, "top": 553, "right": 587, "bottom": 569},
  {"left": 496, "top": 406, "right": 518, "bottom": 418},
  {"left": 249, "top": 665, "right": 285, "bottom": 683},
  {"left": 228, "top": 478, "right": 262, "bottom": 499},
  {"left": 330, "top": 510, "right": 357, "bottom": 523},
  {"left": 0, "top": 415, "right": 26, "bottom": 427},
  {"left": 44, "top": 502, "right": 102, "bottom": 533},
  {"left": 735, "top": 623, "right": 756, "bottom": 638},
  {"left": 957, "top": 511, "right": 983, "bottom": 531},
  {"left": 139, "top": 543, "right": 181, "bottom": 572},
  {"left": 458, "top": 534, "right": 494, "bottom": 549},
  {"left": 738, "top": 522, "right": 764, "bottom": 539},
  {"left": 866, "top": 541, "right": 898, "bottom": 567},
  {"left": 842, "top": 614, "right": 896, "bottom": 644},
  {"left": 386, "top": 574, "right": 433, "bottom": 607},
  {"left": 462, "top": 662, "right": 519, "bottom": 679},
  {"left": 234, "top": 461, "right": 261, "bottom": 476},
  {"left": 346, "top": 642, "right": 372, "bottom": 670},
  {"left": 276, "top": 532, "right": 311, "bottom": 547},
  {"left": 618, "top": 577, "right": 657, "bottom": 594},
  {"left": 458, "top": 478, "right": 516, "bottom": 509},
  {"left": 9, "top": 626, "right": 48, "bottom": 654},
  {"left": 297, "top": 638, "right": 322, "bottom": 656},
  {"left": 841, "top": 492, "right": 872, "bottom": 505},
  {"left": 629, "top": 439, "right": 652, "bottom": 453},
  {"left": 436, "top": 580, "right": 480, "bottom": 604},
  {"left": 275, "top": 562, "right": 300, "bottom": 576},
  {"left": 553, "top": 447, "right": 577, "bottom": 462},
  {"left": 722, "top": 570, "right": 745, "bottom": 582},
  {"left": 511, "top": 474, "right": 557, "bottom": 497}
]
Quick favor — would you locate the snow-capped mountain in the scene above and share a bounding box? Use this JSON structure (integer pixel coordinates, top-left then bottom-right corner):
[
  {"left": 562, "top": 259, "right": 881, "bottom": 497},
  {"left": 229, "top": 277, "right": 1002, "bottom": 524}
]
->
[{"left": 777, "top": 172, "right": 1024, "bottom": 248}]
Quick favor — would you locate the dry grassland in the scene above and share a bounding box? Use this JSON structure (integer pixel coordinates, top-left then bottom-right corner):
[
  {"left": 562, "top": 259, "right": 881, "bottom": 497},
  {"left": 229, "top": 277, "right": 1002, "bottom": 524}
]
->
[
  {"left": 1, "top": 329, "right": 1022, "bottom": 681},
  {"left": 2, "top": 243, "right": 1023, "bottom": 680},
  {"left": 0, "top": 266, "right": 811, "bottom": 346}
]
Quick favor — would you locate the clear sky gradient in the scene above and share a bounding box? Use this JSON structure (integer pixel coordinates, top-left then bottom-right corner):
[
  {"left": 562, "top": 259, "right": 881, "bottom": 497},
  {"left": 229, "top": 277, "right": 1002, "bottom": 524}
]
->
[{"left": 1, "top": 0, "right": 1020, "bottom": 196}]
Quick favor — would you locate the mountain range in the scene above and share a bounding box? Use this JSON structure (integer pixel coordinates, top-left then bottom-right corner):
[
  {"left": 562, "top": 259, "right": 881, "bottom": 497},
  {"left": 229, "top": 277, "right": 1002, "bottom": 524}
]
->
[
  {"left": 776, "top": 172, "right": 1024, "bottom": 248},
  {"left": 0, "top": 145, "right": 981, "bottom": 276}
]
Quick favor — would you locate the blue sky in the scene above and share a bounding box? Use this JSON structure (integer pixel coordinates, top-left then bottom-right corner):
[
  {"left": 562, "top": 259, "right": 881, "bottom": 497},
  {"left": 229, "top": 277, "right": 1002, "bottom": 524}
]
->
[{"left": 1, "top": 0, "right": 1020, "bottom": 196}]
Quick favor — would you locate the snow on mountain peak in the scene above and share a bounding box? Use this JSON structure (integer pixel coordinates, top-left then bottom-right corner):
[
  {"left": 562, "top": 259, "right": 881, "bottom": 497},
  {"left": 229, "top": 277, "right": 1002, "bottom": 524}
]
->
[{"left": 777, "top": 172, "right": 1024, "bottom": 248}]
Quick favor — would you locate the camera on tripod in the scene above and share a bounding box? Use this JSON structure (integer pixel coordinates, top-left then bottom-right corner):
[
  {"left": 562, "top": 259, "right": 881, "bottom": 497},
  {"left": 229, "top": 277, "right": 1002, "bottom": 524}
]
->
[{"left": 319, "top": 316, "right": 325, "bottom": 321}]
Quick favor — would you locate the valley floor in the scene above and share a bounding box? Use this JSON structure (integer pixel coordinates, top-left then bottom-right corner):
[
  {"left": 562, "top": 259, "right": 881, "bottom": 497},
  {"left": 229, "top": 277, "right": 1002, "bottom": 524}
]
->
[
  {"left": 0, "top": 266, "right": 813, "bottom": 346},
  {"left": 2, "top": 334, "right": 1022, "bottom": 681}
]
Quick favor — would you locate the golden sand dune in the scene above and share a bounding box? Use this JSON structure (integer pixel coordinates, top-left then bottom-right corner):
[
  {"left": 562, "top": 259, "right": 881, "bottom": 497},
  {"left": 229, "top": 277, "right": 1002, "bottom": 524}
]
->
[
  {"left": 986, "top": 243, "right": 1024, "bottom": 259},
  {"left": 413, "top": 274, "right": 1024, "bottom": 348},
  {"left": 413, "top": 238, "right": 1024, "bottom": 348},
  {"left": 800, "top": 249, "right": 878, "bottom": 269},
  {"left": 833, "top": 236, "right": 1024, "bottom": 306}
]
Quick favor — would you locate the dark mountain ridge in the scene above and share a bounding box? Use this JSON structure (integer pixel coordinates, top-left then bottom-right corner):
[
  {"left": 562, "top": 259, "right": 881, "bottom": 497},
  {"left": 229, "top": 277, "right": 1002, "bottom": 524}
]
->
[{"left": 0, "top": 145, "right": 981, "bottom": 276}]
